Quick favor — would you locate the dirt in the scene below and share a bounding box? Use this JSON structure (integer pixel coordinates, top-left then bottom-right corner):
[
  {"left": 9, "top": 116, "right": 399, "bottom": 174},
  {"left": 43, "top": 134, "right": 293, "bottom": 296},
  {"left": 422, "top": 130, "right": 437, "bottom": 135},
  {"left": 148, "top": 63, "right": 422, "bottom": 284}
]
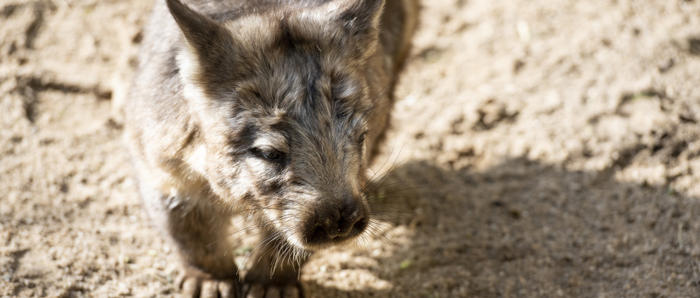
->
[{"left": 2, "top": 0, "right": 700, "bottom": 297}]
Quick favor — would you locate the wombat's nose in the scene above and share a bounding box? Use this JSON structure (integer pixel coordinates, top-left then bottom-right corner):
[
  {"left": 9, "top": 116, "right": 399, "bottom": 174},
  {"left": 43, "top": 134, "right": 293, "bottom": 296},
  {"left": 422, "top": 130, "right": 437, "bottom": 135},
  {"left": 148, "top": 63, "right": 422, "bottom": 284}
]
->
[
  {"left": 308, "top": 200, "right": 368, "bottom": 244},
  {"left": 330, "top": 203, "right": 368, "bottom": 239}
]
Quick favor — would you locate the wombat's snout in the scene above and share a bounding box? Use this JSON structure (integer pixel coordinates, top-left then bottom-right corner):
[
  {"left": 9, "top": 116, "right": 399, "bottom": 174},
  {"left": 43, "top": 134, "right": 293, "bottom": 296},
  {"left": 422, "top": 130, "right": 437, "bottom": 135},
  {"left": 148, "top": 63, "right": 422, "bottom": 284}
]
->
[{"left": 304, "top": 197, "right": 369, "bottom": 245}]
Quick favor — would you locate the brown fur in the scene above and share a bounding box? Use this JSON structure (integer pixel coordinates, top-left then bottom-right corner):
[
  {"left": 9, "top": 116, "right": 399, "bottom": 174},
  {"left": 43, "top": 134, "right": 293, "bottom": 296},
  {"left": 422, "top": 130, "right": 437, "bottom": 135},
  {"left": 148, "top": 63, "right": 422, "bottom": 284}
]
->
[{"left": 124, "top": 0, "right": 417, "bottom": 296}]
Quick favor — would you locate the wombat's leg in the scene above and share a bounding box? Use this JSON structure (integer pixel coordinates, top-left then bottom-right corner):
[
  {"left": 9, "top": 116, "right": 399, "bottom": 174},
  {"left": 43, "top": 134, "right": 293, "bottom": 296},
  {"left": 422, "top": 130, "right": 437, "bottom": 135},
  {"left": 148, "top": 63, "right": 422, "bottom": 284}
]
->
[
  {"left": 137, "top": 175, "right": 241, "bottom": 298},
  {"left": 242, "top": 236, "right": 308, "bottom": 298}
]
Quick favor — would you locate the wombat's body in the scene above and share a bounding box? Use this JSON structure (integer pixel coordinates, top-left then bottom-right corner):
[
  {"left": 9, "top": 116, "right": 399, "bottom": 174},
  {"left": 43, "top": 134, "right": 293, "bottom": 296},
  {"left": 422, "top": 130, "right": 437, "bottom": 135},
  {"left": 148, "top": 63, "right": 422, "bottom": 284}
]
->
[{"left": 124, "top": 0, "right": 417, "bottom": 296}]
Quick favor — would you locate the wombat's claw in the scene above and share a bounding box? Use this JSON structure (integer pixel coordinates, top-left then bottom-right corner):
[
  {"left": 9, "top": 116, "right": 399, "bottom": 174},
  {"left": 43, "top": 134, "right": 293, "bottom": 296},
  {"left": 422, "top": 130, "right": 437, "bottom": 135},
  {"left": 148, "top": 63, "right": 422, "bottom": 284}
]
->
[
  {"left": 243, "top": 282, "right": 302, "bottom": 298},
  {"left": 177, "top": 272, "right": 241, "bottom": 298}
]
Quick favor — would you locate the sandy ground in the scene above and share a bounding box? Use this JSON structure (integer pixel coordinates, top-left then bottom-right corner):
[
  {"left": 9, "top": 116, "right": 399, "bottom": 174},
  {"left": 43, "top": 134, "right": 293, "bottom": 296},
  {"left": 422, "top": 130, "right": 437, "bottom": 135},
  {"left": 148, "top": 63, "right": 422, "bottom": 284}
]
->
[{"left": 2, "top": 0, "right": 700, "bottom": 297}]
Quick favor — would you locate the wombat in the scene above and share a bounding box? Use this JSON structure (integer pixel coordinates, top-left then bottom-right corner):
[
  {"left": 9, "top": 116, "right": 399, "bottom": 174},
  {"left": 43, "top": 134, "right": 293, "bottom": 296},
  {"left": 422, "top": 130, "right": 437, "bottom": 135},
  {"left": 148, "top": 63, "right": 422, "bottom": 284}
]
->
[{"left": 124, "top": 0, "right": 417, "bottom": 297}]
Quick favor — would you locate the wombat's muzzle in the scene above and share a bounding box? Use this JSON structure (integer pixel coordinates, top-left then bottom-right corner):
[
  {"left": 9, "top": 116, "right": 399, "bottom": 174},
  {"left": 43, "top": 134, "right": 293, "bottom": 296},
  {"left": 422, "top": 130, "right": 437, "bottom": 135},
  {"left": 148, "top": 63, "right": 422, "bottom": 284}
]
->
[{"left": 303, "top": 196, "right": 369, "bottom": 245}]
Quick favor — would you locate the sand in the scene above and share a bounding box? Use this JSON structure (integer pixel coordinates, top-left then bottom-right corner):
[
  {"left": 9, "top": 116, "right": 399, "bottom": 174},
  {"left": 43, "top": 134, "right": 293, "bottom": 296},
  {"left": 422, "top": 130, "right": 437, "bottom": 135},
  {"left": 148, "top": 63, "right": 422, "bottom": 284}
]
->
[{"left": 2, "top": 0, "right": 700, "bottom": 297}]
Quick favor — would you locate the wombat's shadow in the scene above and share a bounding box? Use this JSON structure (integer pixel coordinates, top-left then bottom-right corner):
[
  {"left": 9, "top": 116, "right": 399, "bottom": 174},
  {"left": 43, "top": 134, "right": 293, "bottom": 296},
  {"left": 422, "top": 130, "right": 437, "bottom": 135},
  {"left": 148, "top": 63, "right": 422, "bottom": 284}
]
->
[{"left": 304, "top": 151, "right": 700, "bottom": 297}]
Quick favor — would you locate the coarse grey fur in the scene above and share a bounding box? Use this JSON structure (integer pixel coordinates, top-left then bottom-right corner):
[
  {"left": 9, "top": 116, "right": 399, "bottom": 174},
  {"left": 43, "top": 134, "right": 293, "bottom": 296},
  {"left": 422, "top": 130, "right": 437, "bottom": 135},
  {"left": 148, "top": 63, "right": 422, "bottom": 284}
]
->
[{"left": 123, "top": 0, "right": 417, "bottom": 297}]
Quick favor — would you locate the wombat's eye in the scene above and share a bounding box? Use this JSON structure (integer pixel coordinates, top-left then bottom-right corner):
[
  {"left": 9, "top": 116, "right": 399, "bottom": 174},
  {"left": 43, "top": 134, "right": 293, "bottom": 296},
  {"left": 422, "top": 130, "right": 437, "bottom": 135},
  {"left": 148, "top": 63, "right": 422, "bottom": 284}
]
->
[{"left": 250, "top": 147, "right": 286, "bottom": 164}]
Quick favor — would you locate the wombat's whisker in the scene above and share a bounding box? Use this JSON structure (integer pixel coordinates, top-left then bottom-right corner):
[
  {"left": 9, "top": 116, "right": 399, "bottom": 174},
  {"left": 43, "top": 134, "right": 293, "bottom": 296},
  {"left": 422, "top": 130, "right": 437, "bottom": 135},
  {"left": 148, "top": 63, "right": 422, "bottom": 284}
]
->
[{"left": 368, "top": 142, "right": 407, "bottom": 181}]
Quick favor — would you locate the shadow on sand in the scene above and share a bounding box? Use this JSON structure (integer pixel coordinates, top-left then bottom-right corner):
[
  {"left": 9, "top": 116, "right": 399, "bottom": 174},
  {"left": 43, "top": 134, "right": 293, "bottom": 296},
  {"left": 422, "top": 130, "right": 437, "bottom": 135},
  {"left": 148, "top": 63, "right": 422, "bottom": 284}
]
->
[{"left": 305, "top": 155, "right": 700, "bottom": 297}]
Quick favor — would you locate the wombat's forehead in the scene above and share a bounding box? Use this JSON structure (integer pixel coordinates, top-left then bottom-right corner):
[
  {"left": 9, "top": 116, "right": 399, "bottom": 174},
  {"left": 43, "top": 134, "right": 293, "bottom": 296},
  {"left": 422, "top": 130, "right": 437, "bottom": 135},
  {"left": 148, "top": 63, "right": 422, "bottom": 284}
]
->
[
  {"left": 230, "top": 51, "right": 367, "bottom": 119},
  {"left": 222, "top": 9, "right": 342, "bottom": 55},
  {"left": 217, "top": 12, "right": 370, "bottom": 127},
  {"left": 224, "top": 14, "right": 279, "bottom": 48},
  {"left": 235, "top": 101, "right": 364, "bottom": 144},
  {"left": 234, "top": 77, "right": 369, "bottom": 132}
]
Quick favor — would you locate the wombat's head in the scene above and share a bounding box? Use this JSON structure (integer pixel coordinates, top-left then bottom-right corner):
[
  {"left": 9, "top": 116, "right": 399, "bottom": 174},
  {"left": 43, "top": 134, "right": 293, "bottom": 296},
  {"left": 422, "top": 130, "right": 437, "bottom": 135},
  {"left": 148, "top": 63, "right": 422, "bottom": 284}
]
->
[{"left": 166, "top": 0, "right": 385, "bottom": 250}]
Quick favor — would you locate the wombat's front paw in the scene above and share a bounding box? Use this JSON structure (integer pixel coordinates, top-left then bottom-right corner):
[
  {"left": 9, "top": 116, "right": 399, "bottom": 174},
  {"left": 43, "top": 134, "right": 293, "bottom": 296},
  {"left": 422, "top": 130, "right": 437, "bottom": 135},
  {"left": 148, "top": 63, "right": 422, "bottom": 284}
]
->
[
  {"left": 176, "top": 269, "right": 241, "bottom": 298},
  {"left": 243, "top": 282, "right": 302, "bottom": 298}
]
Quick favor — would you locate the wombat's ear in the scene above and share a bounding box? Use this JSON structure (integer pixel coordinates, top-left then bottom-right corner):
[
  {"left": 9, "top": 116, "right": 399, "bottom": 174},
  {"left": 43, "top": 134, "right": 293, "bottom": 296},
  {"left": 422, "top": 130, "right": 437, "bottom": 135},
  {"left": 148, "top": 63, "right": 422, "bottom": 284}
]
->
[
  {"left": 311, "top": 0, "right": 385, "bottom": 57},
  {"left": 166, "top": 0, "right": 237, "bottom": 102},
  {"left": 166, "top": 0, "right": 232, "bottom": 53},
  {"left": 335, "top": 0, "right": 385, "bottom": 37},
  {"left": 166, "top": 0, "right": 236, "bottom": 76}
]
